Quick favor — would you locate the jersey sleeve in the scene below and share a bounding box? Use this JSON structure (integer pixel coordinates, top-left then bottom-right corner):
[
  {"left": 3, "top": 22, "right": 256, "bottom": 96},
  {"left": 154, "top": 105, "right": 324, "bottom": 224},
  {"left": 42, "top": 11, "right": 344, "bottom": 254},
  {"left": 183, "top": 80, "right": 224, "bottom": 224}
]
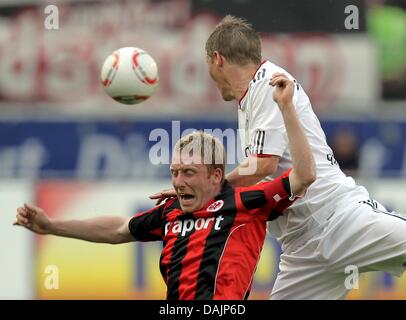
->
[
  {"left": 128, "top": 204, "right": 165, "bottom": 241},
  {"left": 239, "top": 169, "right": 296, "bottom": 221},
  {"left": 248, "top": 73, "right": 299, "bottom": 157}
]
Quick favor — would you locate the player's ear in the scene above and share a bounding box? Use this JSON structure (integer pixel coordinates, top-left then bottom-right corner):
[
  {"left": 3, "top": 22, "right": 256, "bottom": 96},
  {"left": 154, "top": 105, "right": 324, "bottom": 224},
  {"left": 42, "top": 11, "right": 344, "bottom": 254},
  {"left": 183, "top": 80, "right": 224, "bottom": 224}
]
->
[
  {"left": 212, "top": 167, "right": 223, "bottom": 185},
  {"left": 213, "top": 51, "right": 223, "bottom": 67}
]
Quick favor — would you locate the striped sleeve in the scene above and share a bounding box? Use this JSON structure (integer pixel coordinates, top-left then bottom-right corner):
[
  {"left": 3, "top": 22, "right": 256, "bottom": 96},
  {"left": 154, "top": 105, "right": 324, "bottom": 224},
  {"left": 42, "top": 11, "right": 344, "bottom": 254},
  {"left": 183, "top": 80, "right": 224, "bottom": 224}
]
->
[
  {"left": 128, "top": 205, "right": 165, "bottom": 241},
  {"left": 250, "top": 130, "right": 266, "bottom": 155},
  {"left": 239, "top": 169, "right": 295, "bottom": 221}
]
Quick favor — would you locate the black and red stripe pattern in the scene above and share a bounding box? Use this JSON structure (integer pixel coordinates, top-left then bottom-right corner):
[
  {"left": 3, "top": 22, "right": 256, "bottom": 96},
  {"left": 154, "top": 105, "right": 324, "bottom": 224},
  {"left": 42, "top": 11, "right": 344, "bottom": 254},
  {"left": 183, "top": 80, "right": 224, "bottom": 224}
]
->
[
  {"left": 128, "top": 170, "right": 295, "bottom": 299},
  {"left": 195, "top": 189, "right": 238, "bottom": 299}
]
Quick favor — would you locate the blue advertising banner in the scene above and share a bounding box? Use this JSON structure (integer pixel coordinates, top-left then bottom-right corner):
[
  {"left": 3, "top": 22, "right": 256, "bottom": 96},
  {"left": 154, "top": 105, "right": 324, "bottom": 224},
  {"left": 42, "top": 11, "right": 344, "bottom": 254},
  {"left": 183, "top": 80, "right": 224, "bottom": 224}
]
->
[{"left": 0, "top": 118, "right": 405, "bottom": 178}]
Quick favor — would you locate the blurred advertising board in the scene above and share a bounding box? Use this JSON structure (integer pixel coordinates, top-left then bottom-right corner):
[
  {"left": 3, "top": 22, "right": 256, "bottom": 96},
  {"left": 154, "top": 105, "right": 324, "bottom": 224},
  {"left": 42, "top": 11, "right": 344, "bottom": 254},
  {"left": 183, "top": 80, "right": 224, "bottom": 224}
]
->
[
  {"left": 35, "top": 180, "right": 167, "bottom": 299},
  {"left": 34, "top": 179, "right": 406, "bottom": 299},
  {"left": 0, "top": 180, "right": 33, "bottom": 299},
  {"left": 0, "top": 118, "right": 405, "bottom": 179},
  {"left": 0, "top": 0, "right": 378, "bottom": 113},
  {"left": 0, "top": 119, "right": 237, "bottom": 179}
]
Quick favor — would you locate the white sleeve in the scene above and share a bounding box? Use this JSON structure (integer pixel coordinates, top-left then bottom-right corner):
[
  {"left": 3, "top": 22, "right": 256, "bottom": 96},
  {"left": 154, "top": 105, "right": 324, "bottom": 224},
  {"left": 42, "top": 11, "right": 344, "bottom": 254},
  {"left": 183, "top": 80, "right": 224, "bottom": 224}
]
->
[{"left": 249, "top": 78, "right": 299, "bottom": 157}]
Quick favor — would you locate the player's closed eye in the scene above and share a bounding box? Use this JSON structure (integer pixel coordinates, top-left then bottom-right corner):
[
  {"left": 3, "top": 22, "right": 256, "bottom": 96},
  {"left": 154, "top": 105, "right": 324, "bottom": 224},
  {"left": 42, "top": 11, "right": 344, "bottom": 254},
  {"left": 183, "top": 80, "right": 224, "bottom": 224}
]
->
[
  {"left": 183, "top": 169, "right": 195, "bottom": 177},
  {"left": 171, "top": 168, "right": 196, "bottom": 178}
]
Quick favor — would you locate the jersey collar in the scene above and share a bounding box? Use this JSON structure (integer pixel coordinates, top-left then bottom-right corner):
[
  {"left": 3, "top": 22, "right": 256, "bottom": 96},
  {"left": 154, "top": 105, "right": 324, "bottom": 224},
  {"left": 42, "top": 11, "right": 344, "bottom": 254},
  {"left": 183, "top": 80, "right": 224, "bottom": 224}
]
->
[
  {"left": 199, "top": 180, "right": 234, "bottom": 213},
  {"left": 238, "top": 60, "right": 268, "bottom": 110}
]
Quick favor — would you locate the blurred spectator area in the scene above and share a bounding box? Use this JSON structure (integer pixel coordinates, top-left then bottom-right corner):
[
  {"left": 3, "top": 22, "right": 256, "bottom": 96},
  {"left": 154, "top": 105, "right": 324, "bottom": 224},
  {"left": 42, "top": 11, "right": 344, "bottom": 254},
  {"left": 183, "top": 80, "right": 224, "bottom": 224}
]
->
[
  {"left": 1, "top": 0, "right": 404, "bottom": 115},
  {"left": 367, "top": 0, "right": 406, "bottom": 99},
  {"left": 192, "top": 0, "right": 367, "bottom": 33},
  {"left": 329, "top": 127, "right": 360, "bottom": 177}
]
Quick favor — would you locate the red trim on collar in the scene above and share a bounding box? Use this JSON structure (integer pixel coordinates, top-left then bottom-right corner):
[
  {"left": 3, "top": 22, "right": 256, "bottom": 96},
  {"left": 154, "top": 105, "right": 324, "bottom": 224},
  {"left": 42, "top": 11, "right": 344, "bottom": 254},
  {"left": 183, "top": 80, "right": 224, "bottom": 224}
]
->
[{"left": 238, "top": 60, "right": 268, "bottom": 108}]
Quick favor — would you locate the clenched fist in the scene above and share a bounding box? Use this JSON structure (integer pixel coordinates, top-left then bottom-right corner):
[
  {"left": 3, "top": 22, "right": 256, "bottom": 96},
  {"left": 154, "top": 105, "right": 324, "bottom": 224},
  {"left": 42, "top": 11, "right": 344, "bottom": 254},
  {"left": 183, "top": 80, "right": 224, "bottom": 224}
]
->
[
  {"left": 14, "top": 203, "right": 52, "bottom": 235},
  {"left": 270, "top": 72, "right": 295, "bottom": 111}
]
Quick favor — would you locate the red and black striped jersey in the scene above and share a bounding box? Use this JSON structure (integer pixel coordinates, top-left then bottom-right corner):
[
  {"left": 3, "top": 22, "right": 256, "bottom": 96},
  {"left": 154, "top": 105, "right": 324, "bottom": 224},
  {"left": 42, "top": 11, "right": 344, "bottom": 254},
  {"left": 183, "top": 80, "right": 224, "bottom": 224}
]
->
[{"left": 128, "top": 170, "right": 295, "bottom": 300}]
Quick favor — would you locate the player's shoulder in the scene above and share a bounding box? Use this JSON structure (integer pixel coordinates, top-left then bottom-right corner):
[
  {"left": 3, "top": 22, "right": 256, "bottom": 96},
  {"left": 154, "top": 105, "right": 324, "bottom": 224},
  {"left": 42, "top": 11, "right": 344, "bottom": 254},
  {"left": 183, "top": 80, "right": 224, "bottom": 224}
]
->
[
  {"left": 248, "top": 61, "right": 294, "bottom": 95},
  {"left": 235, "top": 183, "right": 269, "bottom": 210},
  {"left": 247, "top": 61, "right": 307, "bottom": 108},
  {"left": 162, "top": 197, "right": 181, "bottom": 216}
]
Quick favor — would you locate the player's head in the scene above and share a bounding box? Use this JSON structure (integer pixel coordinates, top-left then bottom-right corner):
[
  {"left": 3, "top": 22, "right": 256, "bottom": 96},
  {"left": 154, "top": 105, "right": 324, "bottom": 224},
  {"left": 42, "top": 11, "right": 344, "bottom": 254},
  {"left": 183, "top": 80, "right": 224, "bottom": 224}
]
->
[
  {"left": 205, "top": 15, "right": 262, "bottom": 101},
  {"left": 171, "top": 131, "right": 226, "bottom": 213}
]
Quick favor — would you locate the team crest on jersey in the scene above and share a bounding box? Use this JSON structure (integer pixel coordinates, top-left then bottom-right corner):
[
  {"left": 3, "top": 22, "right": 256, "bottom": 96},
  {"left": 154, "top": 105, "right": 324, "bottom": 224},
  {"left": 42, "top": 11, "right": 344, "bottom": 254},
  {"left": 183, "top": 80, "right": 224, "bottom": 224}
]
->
[{"left": 207, "top": 200, "right": 224, "bottom": 212}]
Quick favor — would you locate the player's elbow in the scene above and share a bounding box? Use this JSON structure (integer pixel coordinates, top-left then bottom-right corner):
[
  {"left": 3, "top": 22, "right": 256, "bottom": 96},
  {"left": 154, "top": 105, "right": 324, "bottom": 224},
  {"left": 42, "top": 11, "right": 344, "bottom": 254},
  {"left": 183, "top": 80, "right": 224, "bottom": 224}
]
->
[
  {"left": 304, "top": 174, "right": 316, "bottom": 190},
  {"left": 292, "top": 175, "right": 315, "bottom": 198},
  {"left": 110, "top": 226, "right": 133, "bottom": 245},
  {"left": 109, "top": 235, "right": 131, "bottom": 245},
  {"left": 292, "top": 167, "right": 316, "bottom": 195},
  {"left": 299, "top": 167, "right": 317, "bottom": 189},
  {"left": 108, "top": 235, "right": 125, "bottom": 245},
  {"left": 306, "top": 166, "right": 317, "bottom": 186}
]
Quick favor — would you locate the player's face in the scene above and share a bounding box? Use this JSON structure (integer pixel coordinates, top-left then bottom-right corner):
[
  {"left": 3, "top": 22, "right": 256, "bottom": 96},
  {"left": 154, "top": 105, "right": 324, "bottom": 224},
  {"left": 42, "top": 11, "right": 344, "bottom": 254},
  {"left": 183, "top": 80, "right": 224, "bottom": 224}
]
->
[
  {"left": 171, "top": 153, "right": 220, "bottom": 213},
  {"left": 206, "top": 55, "right": 235, "bottom": 101}
]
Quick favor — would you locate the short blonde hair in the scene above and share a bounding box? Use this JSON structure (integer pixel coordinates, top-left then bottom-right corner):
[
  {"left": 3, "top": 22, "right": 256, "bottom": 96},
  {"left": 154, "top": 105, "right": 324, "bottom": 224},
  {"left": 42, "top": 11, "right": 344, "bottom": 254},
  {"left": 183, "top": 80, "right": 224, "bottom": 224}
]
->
[
  {"left": 173, "top": 131, "right": 226, "bottom": 182},
  {"left": 205, "top": 15, "right": 261, "bottom": 65}
]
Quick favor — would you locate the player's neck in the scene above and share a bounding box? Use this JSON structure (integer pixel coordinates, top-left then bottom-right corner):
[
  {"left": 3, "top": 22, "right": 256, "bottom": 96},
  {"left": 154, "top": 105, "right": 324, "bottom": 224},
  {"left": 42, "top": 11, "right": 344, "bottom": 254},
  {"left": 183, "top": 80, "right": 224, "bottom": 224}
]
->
[
  {"left": 204, "top": 184, "right": 223, "bottom": 207},
  {"left": 190, "top": 185, "right": 222, "bottom": 213},
  {"left": 213, "top": 183, "right": 222, "bottom": 197},
  {"left": 227, "top": 63, "right": 259, "bottom": 102}
]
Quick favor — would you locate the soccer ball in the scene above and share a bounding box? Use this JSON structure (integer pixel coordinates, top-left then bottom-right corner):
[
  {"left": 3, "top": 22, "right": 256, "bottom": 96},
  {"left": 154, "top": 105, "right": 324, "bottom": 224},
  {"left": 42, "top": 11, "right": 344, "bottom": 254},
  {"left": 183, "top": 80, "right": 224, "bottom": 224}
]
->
[{"left": 100, "top": 47, "right": 159, "bottom": 105}]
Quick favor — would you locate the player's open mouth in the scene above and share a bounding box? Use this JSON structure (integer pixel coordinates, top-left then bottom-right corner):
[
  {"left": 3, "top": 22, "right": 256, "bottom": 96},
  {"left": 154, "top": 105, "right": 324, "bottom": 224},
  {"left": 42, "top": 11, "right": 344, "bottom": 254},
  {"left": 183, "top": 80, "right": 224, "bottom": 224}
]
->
[
  {"left": 178, "top": 193, "right": 196, "bottom": 206},
  {"left": 179, "top": 193, "right": 195, "bottom": 200}
]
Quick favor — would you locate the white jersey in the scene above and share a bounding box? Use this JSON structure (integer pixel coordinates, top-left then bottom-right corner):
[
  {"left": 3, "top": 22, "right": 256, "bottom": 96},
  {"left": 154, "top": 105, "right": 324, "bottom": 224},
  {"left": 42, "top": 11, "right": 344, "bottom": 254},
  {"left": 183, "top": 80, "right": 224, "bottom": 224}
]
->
[{"left": 238, "top": 61, "right": 356, "bottom": 245}]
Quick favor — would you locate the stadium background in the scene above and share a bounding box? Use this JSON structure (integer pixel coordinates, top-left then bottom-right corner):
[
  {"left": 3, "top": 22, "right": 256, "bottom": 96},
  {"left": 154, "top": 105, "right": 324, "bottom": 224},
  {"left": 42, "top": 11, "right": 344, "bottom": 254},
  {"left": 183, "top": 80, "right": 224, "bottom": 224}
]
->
[{"left": 1, "top": 0, "right": 406, "bottom": 299}]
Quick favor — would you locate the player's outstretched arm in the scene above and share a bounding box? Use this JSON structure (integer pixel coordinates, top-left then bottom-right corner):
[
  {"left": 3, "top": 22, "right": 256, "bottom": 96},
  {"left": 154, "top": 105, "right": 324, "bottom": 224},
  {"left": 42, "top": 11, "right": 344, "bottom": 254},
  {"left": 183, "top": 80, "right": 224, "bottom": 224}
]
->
[
  {"left": 270, "top": 73, "right": 316, "bottom": 196},
  {"left": 13, "top": 203, "right": 134, "bottom": 244}
]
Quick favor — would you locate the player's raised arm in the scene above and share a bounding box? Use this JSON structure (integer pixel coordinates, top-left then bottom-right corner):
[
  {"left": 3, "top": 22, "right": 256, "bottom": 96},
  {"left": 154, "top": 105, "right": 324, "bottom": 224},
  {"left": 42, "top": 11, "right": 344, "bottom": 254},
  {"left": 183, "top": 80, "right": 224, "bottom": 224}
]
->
[
  {"left": 225, "top": 155, "right": 280, "bottom": 187},
  {"left": 270, "top": 73, "right": 316, "bottom": 196},
  {"left": 13, "top": 203, "right": 135, "bottom": 244}
]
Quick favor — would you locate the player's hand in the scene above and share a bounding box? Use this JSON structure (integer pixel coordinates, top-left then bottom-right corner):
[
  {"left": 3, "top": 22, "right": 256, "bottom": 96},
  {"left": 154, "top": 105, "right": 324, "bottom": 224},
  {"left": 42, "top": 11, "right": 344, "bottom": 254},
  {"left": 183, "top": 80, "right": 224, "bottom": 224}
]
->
[
  {"left": 270, "top": 73, "right": 295, "bottom": 111},
  {"left": 149, "top": 189, "right": 177, "bottom": 205},
  {"left": 13, "top": 203, "right": 52, "bottom": 235}
]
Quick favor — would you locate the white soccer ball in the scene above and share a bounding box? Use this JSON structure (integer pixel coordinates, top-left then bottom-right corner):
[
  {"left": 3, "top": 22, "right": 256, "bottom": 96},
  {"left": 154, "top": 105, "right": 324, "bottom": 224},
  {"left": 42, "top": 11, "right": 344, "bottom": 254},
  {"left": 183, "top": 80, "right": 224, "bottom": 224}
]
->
[{"left": 100, "top": 47, "right": 159, "bottom": 105}]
